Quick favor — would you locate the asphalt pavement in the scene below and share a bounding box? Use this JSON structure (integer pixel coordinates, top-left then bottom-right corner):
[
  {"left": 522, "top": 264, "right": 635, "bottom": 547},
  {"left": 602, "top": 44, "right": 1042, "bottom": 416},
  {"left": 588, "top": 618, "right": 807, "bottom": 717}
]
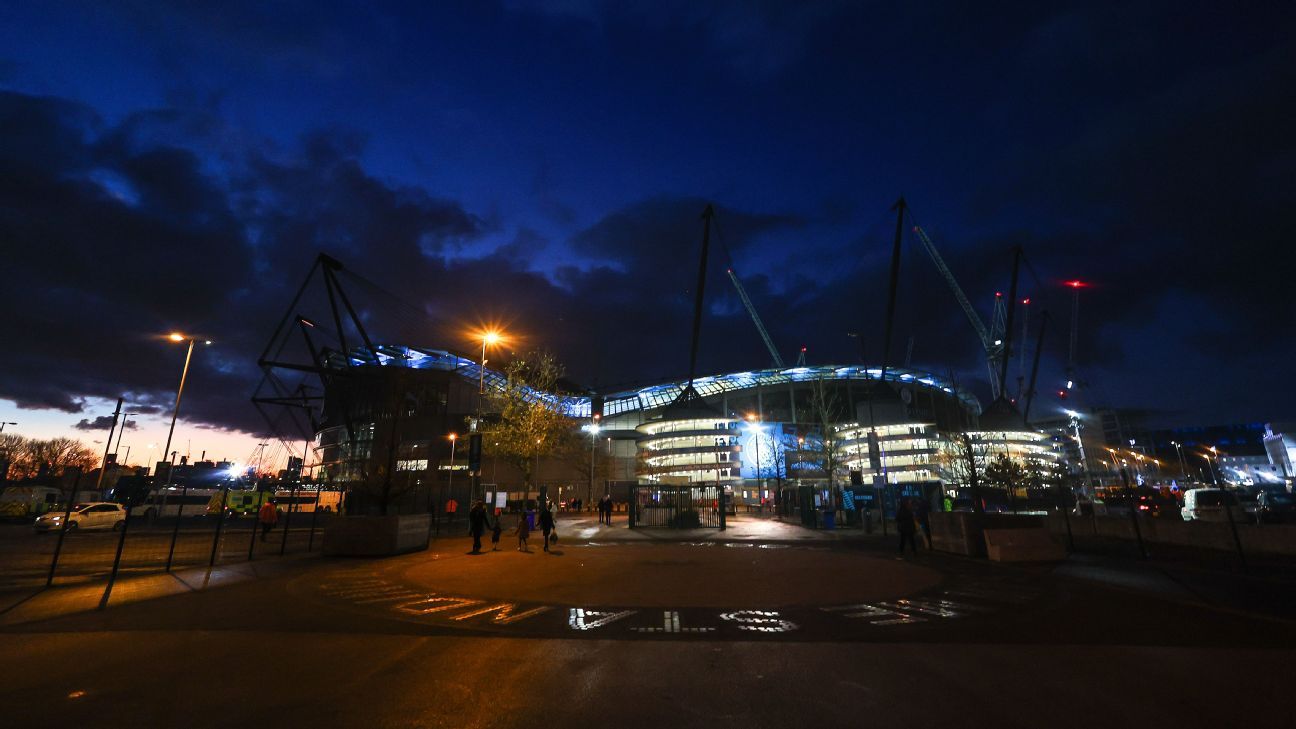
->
[{"left": 1, "top": 514, "right": 1293, "bottom": 728}]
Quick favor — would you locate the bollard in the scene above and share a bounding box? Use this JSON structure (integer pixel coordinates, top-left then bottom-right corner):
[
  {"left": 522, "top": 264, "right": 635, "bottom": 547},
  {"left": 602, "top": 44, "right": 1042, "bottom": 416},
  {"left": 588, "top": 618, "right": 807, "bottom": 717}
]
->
[
  {"left": 164, "top": 481, "right": 190, "bottom": 572},
  {"left": 209, "top": 488, "right": 229, "bottom": 567},
  {"left": 1222, "top": 491, "right": 1248, "bottom": 574},
  {"left": 307, "top": 488, "right": 323, "bottom": 552},
  {"left": 247, "top": 492, "right": 262, "bottom": 561},
  {"left": 98, "top": 503, "right": 135, "bottom": 610},
  {"left": 279, "top": 482, "right": 298, "bottom": 556},
  {"left": 46, "top": 480, "right": 86, "bottom": 587}
]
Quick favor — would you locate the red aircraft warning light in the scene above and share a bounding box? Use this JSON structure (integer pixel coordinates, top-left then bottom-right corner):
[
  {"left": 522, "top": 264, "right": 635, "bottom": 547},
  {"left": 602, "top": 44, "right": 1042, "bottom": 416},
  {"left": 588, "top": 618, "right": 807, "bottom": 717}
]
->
[{"left": 1066, "top": 280, "right": 1089, "bottom": 289}]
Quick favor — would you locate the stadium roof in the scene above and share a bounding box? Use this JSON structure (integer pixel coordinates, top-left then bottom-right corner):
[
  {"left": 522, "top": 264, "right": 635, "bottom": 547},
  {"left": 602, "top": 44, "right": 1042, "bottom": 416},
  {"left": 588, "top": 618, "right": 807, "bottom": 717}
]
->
[{"left": 342, "top": 345, "right": 982, "bottom": 419}]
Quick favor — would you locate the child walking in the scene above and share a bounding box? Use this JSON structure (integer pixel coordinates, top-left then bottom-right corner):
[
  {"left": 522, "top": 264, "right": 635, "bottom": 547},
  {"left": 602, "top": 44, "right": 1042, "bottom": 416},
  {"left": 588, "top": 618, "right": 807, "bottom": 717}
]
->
[
  {"left": 490, "top": 512, "right": 502, "bottom": 551},
  {"left": 515, "top": 513, "right": 531, "bottom": 552}
]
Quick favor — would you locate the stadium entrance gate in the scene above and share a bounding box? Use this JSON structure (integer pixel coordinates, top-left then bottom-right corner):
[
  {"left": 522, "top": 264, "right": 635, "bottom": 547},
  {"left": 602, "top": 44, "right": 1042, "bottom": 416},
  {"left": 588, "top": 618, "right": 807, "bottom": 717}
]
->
[{"left": 629, "top": 484, "right": 725, "bottom": 530}]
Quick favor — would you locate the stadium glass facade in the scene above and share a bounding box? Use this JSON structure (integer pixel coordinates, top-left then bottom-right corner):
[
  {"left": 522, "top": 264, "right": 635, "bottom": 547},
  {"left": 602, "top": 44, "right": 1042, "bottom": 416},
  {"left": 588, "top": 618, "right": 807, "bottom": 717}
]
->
[{"left": 311, "top": 345, "right": 1057, "bottom": 507}]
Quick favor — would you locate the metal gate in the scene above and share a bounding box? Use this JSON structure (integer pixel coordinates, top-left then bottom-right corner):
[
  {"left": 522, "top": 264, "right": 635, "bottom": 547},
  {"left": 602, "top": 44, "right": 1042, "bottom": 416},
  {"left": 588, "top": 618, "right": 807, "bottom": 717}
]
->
[{"left": 630, "top": 484, "right": 723, "bottom": 529}]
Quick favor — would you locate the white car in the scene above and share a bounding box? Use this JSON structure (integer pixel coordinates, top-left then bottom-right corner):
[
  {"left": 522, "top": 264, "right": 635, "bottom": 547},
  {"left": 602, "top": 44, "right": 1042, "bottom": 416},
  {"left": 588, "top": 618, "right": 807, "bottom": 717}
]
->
[
  {"left": 1180, "top": 489, "right": 1245, "bottom": 523},
  {"left": 33, "top": 502, "right": 128, "bottom": 532}
]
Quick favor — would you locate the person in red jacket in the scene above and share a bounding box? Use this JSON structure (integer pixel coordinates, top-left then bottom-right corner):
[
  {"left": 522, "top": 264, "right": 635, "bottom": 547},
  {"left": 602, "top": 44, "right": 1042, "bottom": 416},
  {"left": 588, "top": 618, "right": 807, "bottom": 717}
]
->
[{"left": 258, "top": 499, "right": 278, "bottom": 542}]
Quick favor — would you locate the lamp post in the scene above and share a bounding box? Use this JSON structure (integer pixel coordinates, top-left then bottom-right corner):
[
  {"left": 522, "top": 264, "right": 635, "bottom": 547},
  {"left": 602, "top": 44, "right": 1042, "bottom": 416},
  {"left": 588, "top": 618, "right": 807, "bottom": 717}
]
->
[
  {"left": 447, "top": 433, "right": 458, "bottom": 504},
  {"left": 534, "top": 437, "right": 542, "bottom": 489},
  {"left": 1201, "top": 449, "right": 1246, "bottom": 570},
  {"left": 476, "top": 330, "right": 504, "bottom": 422},
  {"left": 746, "top": 414, "right": 763, "bottom": 495},
  {"left": 113, "top": 412, "right": 138, "bottom": 464},
  {"left": 796, "top": 436, "right": 805, "bottom": 486},
  {"left": 1171, "top": 441, "right": 1189, "bottom": 483},
  {"left": 584, "top": 420, "right": 601, "bottom": 506},
  {"left": 159, "top": 334, "right": 210, "bottom": 492},
  {"left": 1201, "top": 452, "right": 1219, "bottom": 487}
]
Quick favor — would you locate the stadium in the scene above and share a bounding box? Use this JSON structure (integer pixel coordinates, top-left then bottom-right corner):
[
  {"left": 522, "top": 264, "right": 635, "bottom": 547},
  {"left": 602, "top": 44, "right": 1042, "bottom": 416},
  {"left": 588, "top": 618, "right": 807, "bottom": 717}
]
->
[{"left": 309, "top": 344, "right": 1058, "bottom": 513}]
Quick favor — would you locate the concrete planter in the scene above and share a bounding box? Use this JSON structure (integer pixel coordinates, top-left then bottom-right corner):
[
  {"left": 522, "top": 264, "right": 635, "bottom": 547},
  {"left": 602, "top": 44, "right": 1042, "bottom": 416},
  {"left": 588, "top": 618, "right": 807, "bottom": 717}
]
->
[
  {"left": 1047, "top": 514, "right": 1296, "bottom": 557},
  {"left": 929, "top": 512, "right": 1044, "bottom": 557},
  {"left": 322, "top": 514, "right": 430, "bottom": 557}
]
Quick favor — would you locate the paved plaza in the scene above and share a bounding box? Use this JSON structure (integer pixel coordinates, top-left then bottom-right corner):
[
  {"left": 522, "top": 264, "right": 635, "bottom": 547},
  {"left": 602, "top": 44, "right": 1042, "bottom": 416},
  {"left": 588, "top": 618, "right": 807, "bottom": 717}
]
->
[{"left": 1, "top": 515, "right": 1294, "bottom": 728}]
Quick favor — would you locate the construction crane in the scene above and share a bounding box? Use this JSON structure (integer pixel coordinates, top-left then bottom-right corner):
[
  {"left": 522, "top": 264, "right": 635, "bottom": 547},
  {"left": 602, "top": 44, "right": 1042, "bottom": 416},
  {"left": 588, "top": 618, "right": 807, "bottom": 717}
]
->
[
  {"left": 726, "top": 267, "right": 786, "bottom": 369},
  {"left": 912, "top": 224, "right": 1006, "bottom": 399}
]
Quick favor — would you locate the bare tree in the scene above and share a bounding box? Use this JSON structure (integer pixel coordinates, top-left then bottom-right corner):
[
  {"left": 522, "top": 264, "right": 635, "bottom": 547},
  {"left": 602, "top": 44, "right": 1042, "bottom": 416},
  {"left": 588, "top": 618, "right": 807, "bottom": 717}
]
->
[
  {"left": 4, "top": 436, "right": 97, "bottom": 480},
  {"left": 805, "top": 377, "right": 847, "bottom": 493},
  {"left": 0, "top": 433, "right": 24, "bottom": 478},
  {"left": 939, "top": 431, "right": 989, "bottom": 514},
  {"left": 557, "top": 428, "right": 612, "bottom": 506}
]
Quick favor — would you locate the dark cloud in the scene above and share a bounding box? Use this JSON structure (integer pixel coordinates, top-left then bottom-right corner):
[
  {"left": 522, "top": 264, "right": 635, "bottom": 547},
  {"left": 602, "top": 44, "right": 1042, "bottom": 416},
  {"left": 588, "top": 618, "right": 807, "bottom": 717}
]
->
[
  {"left": 4, "top": 0, "right": 1295, "bottom": 434},
  {"left": 0, "top": 90, "right": 484, "bottom": 436},
  {"left": 74, "top": 415, "right": 137, "bottom": 431}
]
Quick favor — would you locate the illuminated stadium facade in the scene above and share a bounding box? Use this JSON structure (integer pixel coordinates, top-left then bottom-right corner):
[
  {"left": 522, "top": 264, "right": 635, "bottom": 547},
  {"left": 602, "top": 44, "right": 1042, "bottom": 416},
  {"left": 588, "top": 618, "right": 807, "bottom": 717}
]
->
[
  {"left": 310, "top": 345, "right": 1064, "bottom": 509},
  {"left": 636, "top": 415, "right": 742, "bottom": 485}
]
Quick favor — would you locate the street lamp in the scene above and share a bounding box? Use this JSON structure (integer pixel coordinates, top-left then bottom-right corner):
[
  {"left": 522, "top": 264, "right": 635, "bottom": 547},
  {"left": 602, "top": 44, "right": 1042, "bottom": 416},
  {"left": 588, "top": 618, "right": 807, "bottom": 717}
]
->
[
  {"left": 745, "top": 414, "right": 764, "bottom": 494},
  {"left": 478, "top": 330, "right": 504, "bottom": 398},
  {"left": 534, "top": 438, "right": 543, "bottom": 497},
  {"left": 796, "top": 436, "right": 805, "bottom": 486},
  {"left": 160, "top": 334, "right": 210, "bottom": 486},
  {"left": 1170, "top": 440, "right": 1189, "bottom": 482},
  {"left": 1200, "top": 451, "right": 1219, "bottom": 487},
  {"left": 583, "top": 420, "right": 601, "bottom": 506},
  {"left": 112, "top": 412, "right": 139, "bottom": 465},
  {"left": 447, "top": 433, "right": 458, "bottom": 500}
]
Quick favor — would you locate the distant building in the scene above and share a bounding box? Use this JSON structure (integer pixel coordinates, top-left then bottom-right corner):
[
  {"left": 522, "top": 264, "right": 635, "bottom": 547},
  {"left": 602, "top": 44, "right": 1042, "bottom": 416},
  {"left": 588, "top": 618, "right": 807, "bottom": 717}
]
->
[
  {"left": 1216, "top": 454, "right": 1285, "bottom": 486},
  {"left": 1262, "top": 423, "right": 1296, "bottom": 484}
]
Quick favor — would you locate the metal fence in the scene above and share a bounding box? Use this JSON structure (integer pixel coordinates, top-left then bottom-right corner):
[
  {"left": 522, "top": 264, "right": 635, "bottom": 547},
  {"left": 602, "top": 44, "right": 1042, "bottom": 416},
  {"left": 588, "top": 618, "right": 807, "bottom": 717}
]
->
[
  {"left": 0, "top": 486, "right": 345, "bottom": 604},
  {"left": 630, "top": 485, "right": 724, "bottom": 529}
]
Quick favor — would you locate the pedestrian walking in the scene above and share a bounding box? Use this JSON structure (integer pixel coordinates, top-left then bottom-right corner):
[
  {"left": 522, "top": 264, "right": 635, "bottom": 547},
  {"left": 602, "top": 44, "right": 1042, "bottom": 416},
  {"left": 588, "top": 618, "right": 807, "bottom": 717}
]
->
[
  {"left": 539, "top": 500, "right": 556, "bottom": 553},
  {"left": 896, "top": 498, "right": 918, "bottom": 555},
  {"left": 914, "top": 497, "right": 932, "bottom": 549},
  {"left": 515, "top": 512, "right": 531, "bottom": 551},
  {"left": 467, "top": 500, "right": 487, "bottom": 554},
  {"left": 258, "top": 498, "right": 278, "bottom": 542}
]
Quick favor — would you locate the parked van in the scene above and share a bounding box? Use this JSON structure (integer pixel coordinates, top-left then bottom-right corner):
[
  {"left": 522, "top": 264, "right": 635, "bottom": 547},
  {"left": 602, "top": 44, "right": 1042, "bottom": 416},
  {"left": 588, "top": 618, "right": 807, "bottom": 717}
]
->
[
  {"left": 1180, "top": 488, "right": 1245, "bottom": 522},
  {"left": 0, "top": 486, "right": 63, "bottom": 520}
]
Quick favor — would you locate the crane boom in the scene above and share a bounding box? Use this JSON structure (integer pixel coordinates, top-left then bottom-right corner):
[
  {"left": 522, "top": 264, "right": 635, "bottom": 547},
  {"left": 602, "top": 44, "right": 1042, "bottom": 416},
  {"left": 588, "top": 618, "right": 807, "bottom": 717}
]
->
[
  {"left": 913, "top": 224, "right": 1007, "bottom": 399},
  {"left": 726, "top": 268, "right": 785, "bottom": 368},
  {"left": 912, "top": 225, "right": 992, "bottom": 348}
]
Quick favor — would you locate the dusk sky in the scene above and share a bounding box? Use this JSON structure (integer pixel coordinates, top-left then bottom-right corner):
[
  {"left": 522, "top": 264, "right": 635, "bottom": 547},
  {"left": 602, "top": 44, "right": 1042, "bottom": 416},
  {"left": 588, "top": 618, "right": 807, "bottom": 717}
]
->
[{"left": 2, "top": 1, "right": 1293, "bottom": 469}]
